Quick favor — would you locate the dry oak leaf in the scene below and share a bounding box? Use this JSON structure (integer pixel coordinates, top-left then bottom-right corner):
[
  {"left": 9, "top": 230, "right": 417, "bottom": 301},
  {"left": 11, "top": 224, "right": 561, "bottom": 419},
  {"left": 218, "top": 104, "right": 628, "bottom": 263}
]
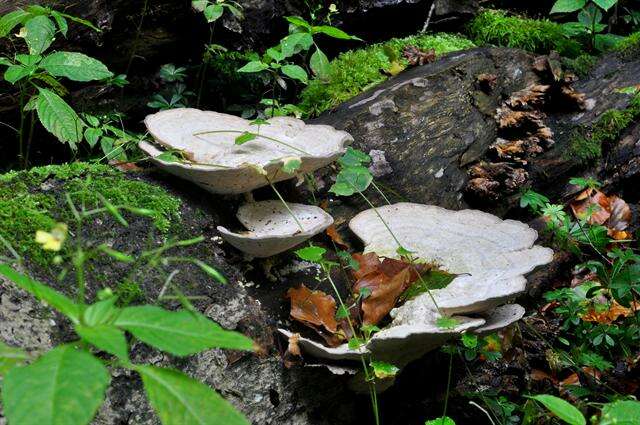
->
[
  {"left": 287, "top": 285, "right": 338, "bottom": 333},
  {"left": 352, "top": 253, "right": 428, "bottom": 325},
  {"left": 570, "top": 188, "right": 612, "bottom": 225},
  {"left": 581, "top": 301, "right": 639, "bottom": 324}
]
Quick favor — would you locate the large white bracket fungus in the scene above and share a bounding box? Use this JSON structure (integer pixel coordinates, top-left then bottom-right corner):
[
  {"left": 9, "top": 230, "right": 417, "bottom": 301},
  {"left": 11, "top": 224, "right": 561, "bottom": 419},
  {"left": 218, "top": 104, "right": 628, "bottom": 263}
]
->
[
  {"left": 281, "top": 203, "right": 551, "bottom": 378},
  {"left": 217, "top": 201, "right": 334, "bottom": 258},
  {"left": 140, "top": 108, "right": 352, "bottom": 194}
]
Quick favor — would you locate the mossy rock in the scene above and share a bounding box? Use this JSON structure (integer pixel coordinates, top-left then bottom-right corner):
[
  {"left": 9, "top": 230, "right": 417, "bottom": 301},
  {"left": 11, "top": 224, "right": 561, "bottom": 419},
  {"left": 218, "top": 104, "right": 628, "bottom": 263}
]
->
[{"left": 298, "top": 32, "right": 476, "bottom": 117}]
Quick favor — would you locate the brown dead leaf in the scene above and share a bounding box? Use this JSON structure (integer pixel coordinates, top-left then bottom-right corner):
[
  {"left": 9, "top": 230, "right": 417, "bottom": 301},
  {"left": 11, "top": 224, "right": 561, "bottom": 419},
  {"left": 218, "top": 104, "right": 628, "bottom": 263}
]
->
[
  {"left": 581, "top": 301, "right": 639, "bottom": 324},
  {"left": 403, "top": 46, "right": 436, "bottom": 66},
  {"left": 570, "top": 188, "right": 612, "bottom": 225},
  {"left": 287, "top": 285, "right": 338, "bottom": 333},
  {"left": 326, "top": 225, "right": 349, "bottom": 249},
  {"left": 608, "top": 196, "right": 632, "bottom": 232},
  {"left": 530, "top": 368, "right": 557, "bottom": 383}
]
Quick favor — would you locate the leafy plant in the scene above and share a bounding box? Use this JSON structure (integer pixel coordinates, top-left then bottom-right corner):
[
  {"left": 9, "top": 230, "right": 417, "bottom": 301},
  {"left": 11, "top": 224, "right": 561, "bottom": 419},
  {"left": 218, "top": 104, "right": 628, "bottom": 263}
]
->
[
  {"left": 0, "top": 6, "right": 122, "bottom": 167},
  {"left": 0, "top": 187, "right": 254, "bottom": 424},
  {"left": 148, "top": 63, "right": 195, "bottom": 110},
  {"left": 550, "top": 0, "right": 624, "bottom": 51}
]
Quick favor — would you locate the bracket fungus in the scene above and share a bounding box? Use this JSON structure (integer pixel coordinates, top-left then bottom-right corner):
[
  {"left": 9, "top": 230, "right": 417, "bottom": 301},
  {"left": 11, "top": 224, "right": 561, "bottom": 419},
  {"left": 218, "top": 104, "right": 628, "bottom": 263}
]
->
[
  {"left": 140, "top": 108, "right": 353, "bottom": 194},
  {"left": 217, "top": 201, "right": 334, "bottom": 258},
  {"left": 281, "top": 203, "right": 551, "bottom": 378}
]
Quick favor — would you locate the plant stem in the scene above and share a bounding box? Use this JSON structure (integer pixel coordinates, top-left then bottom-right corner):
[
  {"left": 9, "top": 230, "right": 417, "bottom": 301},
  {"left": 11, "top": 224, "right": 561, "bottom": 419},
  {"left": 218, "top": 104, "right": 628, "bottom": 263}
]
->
[
  {"left": 17, "top": 86, "right": 26, "bottom": 169},
  {"left": 24, "top": 111, "right": 36, "bottom": 168},
  {"left": 441, "top": 350, "right": 453, "bottom": 421},
  {"left": 267, "top": 179, "right": 305, "bottom": 232}
]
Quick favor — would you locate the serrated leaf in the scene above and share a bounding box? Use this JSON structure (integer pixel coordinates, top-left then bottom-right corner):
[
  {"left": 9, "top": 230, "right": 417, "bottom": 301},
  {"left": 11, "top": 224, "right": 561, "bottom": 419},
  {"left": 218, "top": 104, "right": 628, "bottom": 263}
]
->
[
  {"left": 550, "top": 0, "right": 586, "bottom": 13},
  {"left": 23, "top": 15, "right": 56, "bottom": 55},
  {"left": 338, "top": 147, "right": 371, "bottom": 167},
  {"left": 0, "top": 341, "right": 29, "bottom": 376},
  {"left": 237, "top": 60, "right": 268, "bottom": 73},
  {"left": 40, "top": 52, "right": 113, "bottom": 81},
  {"left": 529, "top": 394, "right": 586, "bottom": 425},
  {"left": 137, "top": 365, "right": 249, "bottom": 425},
  {"left": 2, "top": 345, "right": 110, "bottom": 425},
  {"left": 370, "top": 361, "right": 399, "bottom": 379},
  {"left": 281, "top": 64, "right": 308, "bottom": 84},
  {"left": 310, "top": 47, "right": 330, "bottom": 80},
  {"left": 329, "top": 166, "right": 373, "bottom": 196},
  {"left": 0, "top": 9, "right": 31, "bottom": 37},
  {"left": 114, "top": 305, "right": 254, "bottom": 356},
  {"left": 0, "top": 264, "right": 80, "bottom": 323},
  {"left": 35, "top": 87, "right": 83, "bottom": 146}
]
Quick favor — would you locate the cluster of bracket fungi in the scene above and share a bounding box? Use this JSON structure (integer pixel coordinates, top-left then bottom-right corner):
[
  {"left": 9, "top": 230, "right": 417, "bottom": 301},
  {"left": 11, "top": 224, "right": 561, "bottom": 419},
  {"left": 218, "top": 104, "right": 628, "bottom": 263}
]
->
[
  {"left": 466, "top": 52, "right": 587, "bottom": 202},
  {"left": 141, "top": 108, "right": 553, "bottom": 388}
]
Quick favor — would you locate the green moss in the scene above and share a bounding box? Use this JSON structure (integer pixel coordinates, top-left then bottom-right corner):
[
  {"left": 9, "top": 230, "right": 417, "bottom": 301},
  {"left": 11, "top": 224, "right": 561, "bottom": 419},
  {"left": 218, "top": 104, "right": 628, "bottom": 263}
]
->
[
  {"left": 115, "top": 280, "right": 146, "bottom": 305},
  {"left": 0, "top": 163, "right": 182, "bottom": 266},
  {"left": 567, "top": 94, "right": 640, "bottom": 163},
  {"left": 297, "top": 32, "right": 475, "bottom": 117},
  {"left": 467, "top": 10, "right": 583, "bottom": 57},
  {"left": 615, "top": 31, "right": 640, "bottom": 56},
  {"left": 563, "top": 54, "right": 598, "bottom": 77}
]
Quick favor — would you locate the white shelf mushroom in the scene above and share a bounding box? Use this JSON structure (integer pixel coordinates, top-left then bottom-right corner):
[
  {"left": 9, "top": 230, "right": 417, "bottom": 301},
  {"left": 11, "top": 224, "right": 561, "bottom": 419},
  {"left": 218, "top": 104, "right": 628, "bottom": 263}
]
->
[
  {"left": 140, "top": 108, "right": 353, "bottom": 194},
  {"left": 217, "top": 200, "right": 334, "bottom": 258}
]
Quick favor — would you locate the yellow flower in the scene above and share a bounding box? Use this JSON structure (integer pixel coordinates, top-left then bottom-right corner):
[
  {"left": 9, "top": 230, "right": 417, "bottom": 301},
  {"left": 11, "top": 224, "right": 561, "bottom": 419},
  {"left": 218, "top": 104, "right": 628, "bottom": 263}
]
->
[{"left": 35, "top": 223, "right": 68, "bottom": 252}]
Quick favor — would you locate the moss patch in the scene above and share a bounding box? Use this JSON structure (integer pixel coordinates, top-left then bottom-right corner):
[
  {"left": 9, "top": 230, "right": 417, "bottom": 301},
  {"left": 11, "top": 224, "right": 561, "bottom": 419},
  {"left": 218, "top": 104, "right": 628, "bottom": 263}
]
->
[
  {"left": 467, "top": 10, "right": 583, "bottom": 58},
  {"left": 0, "top": 163, "right": 181, "bottom": 267},
  {"left": 567, "top": 94, "right": 640, "bottom": 163},
  {"left": 562, "top": 54, "right": 598, "bottom": 77},
  {"left": 615, "top": 31, "right": 640, "bottom": 56},
  {"left": 297, "top": 33, "right": 475, "bottom": 117}
]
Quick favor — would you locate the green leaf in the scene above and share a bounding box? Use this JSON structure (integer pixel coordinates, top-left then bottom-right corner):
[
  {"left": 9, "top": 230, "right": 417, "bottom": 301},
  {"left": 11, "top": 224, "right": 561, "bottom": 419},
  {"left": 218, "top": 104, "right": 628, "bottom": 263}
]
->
[
  {"left": 436, "top": 317, "right": 459, "bottom": 329},
  {"left": 84, "top": 127, "right": 102, "bottom": 147},
  {"left": 36, "top": 87, "right": 83, "bottom": 146},
  {"left": 0, "top": 264, "right": 80, "bottom": 323},
  {"left": 550, "top": 0, "right": 586, "bottom": 13},
  {"left": 136, "top": 365, "right": 249, "bottom": 425},
  {"left": 192, "top": 0, "right": 208, "bottom": 12},
  {"left": 600, "top": 400, "right": 640, "bottom": 425},
  {"left": 40, "top": 52, "right": 113, "bottom": 82},
  {"left": 329, "top": 166, "right": 373, "bottom": 196},
  {"left": 237, "top": 60, "right": 268, "bottom": 73},
  {"left": 281, "top": 64, "right": 308, "bottom": 84},
  {"left": 58, "top": 13, "right": 101, "bottom": 33},
  {"left": 4, "top": 64, "right": 34, "bottom": 83},
  {"left": 193, "top": 259, "right": 227, "bottom": 284},
  {"left": 461, "top": 332, "right": 478, "bottom": 348},
  {"left": 76, "top": 324, "right": 129, "bottom": 360},
  {"left": 335, "top": 305, "right": 350, "bottom": 320},
  {"left": 312, "top": 25, "right": 361, "bottom": 40},
  {"left": 285, "top": 16, "right": 312, "bottom": 31},
  {"left": 528, "top": 394, "right": 586, "bottom": 425},
  {"left": 2, "top": 345, "right": 110, "bottom": 425},
  {"left": 114, "top": 306, "right": 254, "bottom": 356},
  {"left": 593, "top": 0, "right": 617, "bottom": 11},
  {"left": 279, "top": 32, "right": 313, "bottom": 58},
  {"left": 295, "top": 246, "right": 326, "bottom": 262},
  {"left": 401, "top": 270, "right": 456, "bottom": 301},
  {"left": 0, "top": 341, "right": 29, "bottom": 376},
  {"left": 0, "top": 9, "right": 31, "bottom": 37},
  {"left": 204, "top": 4, "right": 224, "bottom": 22},
  {"left": 83, "top": 297, "right": 120, "bottom": 326},
  {"left": 281, "top": 156, "right": 302, "bottom": 174},
  {"left": 98, "top": 193, "right": 128, "bottom": 227},
  {"left": 338, "top": 147, "right": 371, "bottom": 167},
  {"left": 98, "top": 244, "right": 134, "bottom": 263},
  {"left": 16, "top": 53, "right": 41, "bottom": 65},
  {"left": 425, "top": 417, "right": 456, "bottom": 425},
  {"left": 50, "top": 11, "right": 68, "bottom": 36},
  {"left": 23, "top": 15, "right": 56, "bottom": 55},
  {"left": 0, "top": 56, "right": 12, "bottom": 66},
  {"left": 235, "top": 131, "right": 257, "bottom": 145},
  {"left": 594, "top": 33, "right": 624, "bottom": 52},
  {"left": 370, "top": 361, "right": 400, "bottom": 379},
  {"left": 310, "top": 47, "right": 330, "bottom": 80}
]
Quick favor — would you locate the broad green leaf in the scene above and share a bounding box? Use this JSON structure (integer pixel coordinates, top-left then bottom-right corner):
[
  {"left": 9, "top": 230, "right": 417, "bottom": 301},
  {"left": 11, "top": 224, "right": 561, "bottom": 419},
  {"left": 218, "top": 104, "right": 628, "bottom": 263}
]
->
[
  {"left": 529, "top": 394, "right": 586, "bottom": 425},
  {"left": 237, "top": 60, "right": 268, "bottom": 73},
  {"left": 338, "top": 147, "right": 371, "bottom": 167},
  {"left": 425, "top": 417, "right": 456, "bottom": 425},
  {"left": 312, "top": 25, "right": 361, "bottom": 41},
  {"left": 401, "top": 270, "right": 456, "bottom": 301},
  {"left": 550, "top": 0, "right": 586, "bottom": 13},
  {"left": 593, "top": 0, "right": 617, "bottom": 11},
  {"left": 114, "top": 305, "right": 254, "bottom": 355},
  {"left": 40, "top": 52, "right": 113, "bottom": 81},
  {"left": 561, "top": 22, "right": 589, "bottom": 37},
  {"left": 221, "top": 3, "right": 242, "bottom": 19},
  {"left": 295, "top": 246, "right": 326, "bottom": 262},
  {"left": 310, "top": 47, "right": 330, "bottom": 79},
  {"left": 0, "top": 264, "right": 80, "bottom": 323},
  {"left": 279, "top": 32, "right": 313, "bottom": 58},
  {"left": 0, "top": 9, "right": 31, "bottom": 37},
  {"left": 0, "top": 341, "right": 29, "bottom": 376},
  {"left": 58, "top": 13, "right": 100, "bottom": 33},
  {"left": 600, "top": 400, "right": 640, "bottom": 425},
  {"left": 370, "top": 361, "right": 399, "bottom": 379},
  {"left": 36, "top": 87, "right": 83, "bottom": 146},
  {"left": 75, "top": 324, "right": 129, "bottom": 360},
  {"left": 136, "top": 365, "right": 249, "bottom": 425},
  {"left": 0, "top": 57, "right": 12, "bottom": 66},
  {"left": 594, "top": 33, "right": 624, "bottom": 52},
  {"left": 23, "top": 15, "right": 56, "bottom": 55},
  {"left": 50, "top": 11, "right": 68, "bottom": 36},
  {"left": 285, "top": 16, "right": 312, "bottom": 31},
  {"left": 281, "top": 156, "right": 301, "bottom": 174},
  {"left": 4, "top": 64, "right": 34, "bottom": 83},
  {"left": 436, "top": 317, "right": 459, "bottom": 329},
  {"left": 2, "top": 345, "right": 110, "bottom": 425},
  {"left": 461, "top": 332, "right": 478, "bottom": 348},
  {"left": 266, "top": 46, "right": 285, "bottom": 62},
  {"left": 204, "top": 4, "right": 224, "bottom": 22},
  {"left": 281, "top": 64, "right": 308, "bottom": 84},
  {"left": 16, "top": 53, "right": 41, "bottom": 65},
  {"left": 329, "top": 166, "right": 373, "bottom": 196},
  {"left": 192, "top": 0, "right": 208, "bottom": 12},
  {"left": 235, "top": 131, "right": 257, "bottom": 145},
  {"left": 84, "top": 127, "right": 102, "bottom": 147},
  {"left": 83, "top": 297, "right": 120, "bottom": 326}
]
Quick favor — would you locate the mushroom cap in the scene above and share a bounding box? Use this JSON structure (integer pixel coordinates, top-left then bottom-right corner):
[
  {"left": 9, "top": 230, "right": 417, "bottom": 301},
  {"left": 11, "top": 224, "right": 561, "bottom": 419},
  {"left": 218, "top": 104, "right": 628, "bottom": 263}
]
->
[
  {"left": 140, "top": 109, "right": 353, "bottom": 194},
  {"left": 473, "top": 304, "right": 526, "bottom": 336},
  {"left": 349, "top": 203, "right": 553, "bottom": 314},
  {"left": 217, "top": 200, "right": 334, "bottom": 258}
]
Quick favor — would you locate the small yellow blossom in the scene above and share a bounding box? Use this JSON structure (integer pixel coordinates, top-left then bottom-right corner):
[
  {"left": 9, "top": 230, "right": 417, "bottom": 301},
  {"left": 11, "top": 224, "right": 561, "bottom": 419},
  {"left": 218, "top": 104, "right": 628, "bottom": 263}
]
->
[
  {"left": 35, "top": 223, "right": 68, "bottom": 252},
  {"left": 329, "top": 4, "right": 338, "bottom": 13}
]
